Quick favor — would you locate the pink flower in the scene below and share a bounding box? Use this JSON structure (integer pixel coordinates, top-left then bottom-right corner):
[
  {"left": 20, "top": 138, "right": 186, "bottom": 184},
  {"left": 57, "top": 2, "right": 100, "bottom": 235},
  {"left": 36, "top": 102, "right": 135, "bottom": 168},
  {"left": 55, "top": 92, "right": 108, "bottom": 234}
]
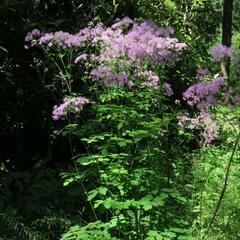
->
[
  {"left": 52, "top": 96, "right": 90, "bottom": 120},
  {"left": 210, "top": 44, "right": 233, "bottom": 62},
  {"left": 183, "top": 77, "right": 226, "bottom": 110}
]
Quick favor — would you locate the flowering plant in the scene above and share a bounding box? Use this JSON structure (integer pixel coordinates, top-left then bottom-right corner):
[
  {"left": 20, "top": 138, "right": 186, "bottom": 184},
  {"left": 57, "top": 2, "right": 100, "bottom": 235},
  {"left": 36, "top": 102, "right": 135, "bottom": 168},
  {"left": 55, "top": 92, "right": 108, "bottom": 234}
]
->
[{"left": 25, "top": 17, "right": 239, "bottom": 239}]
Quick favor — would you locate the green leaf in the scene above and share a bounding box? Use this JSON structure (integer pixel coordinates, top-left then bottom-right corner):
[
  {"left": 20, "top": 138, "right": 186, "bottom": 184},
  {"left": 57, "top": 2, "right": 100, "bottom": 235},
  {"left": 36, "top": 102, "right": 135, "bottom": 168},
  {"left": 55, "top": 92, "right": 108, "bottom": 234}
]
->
[
  {"left": 94, "top": 200, "right": 104, "bottom": 208},
  {"left": 98, "top": 187, "right": 108, "bottom": 195},
  {"left": 87, "top": 190, "right": 98, "bottom": 201},
  {"left": 103, "top": 198, "right": 114, "bottom": 209},
  {"left": 76, "top": 154, "right": 109, "bottom": 166},
  {"left": 127, "top": 210, "right": 135, "bottom": 218},
  {"left": 117, "top": 122, "right": 124, "bottom": 130},
  {"left": 142, "top": 203, "right": 153, "bottom": 211}
]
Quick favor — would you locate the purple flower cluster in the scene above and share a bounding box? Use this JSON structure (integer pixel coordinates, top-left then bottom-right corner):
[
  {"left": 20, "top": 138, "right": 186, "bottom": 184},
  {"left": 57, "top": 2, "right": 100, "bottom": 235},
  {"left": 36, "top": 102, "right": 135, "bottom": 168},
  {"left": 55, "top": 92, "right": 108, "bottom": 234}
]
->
[
  {"left": 25, "top": 29, "right": 42, "bottom": 48},
  {"left": 52, "top": 96, "right": 90, "bottom": 120},
  {"left": 197, "top": 68, "right": 209, "bottom": 80},
  {"left": 178, "top": 111, "right": 219, "bottom": 143},
  {"left": 178, "top": 113, "right": 198, "bottom": 130},
  {"left": 25, "top": 23, "right": 106, "bottom": 48},
  {"left": 88, "top": 19, "right": 186, "bottom": 87},
  {"left": 100, "top": 21, "right": 186, "bottom": 63},
  {"left": 134, "top": 70, "right": 160, "bottom": 89},
  {"left": 25, "top": 18, "right": 187, "bottom": 63},
  {"left": 90, "top": 66, "right": 133, "bottom": 87},
  {"left": 74, "top": 54, "right": 89, "bottom": 63},
  {"left": 25, "top": 18, "right": 187, "bottom": 89},
  {"left": 183, "top": 77, "right": 226, "bottom": 110},
  {"left": 210, "top": 44, "right": 233, "bottom": 62},
  {"left": 25, "top": 29, "right": 41, "bottom": 41}
]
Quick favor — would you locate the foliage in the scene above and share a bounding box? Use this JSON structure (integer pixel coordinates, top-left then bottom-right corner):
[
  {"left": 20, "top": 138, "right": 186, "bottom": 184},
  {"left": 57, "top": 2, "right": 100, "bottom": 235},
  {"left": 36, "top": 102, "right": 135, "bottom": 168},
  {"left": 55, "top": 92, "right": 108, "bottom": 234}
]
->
[
  {"left": 24, "top": 18, "right": 201, "bottom": 239},
  {"left": 22, "top": 16, "right": 240, "bottom": 239},
  {"left": 192, "top": 106, "right": 240, "bottom": 239}
]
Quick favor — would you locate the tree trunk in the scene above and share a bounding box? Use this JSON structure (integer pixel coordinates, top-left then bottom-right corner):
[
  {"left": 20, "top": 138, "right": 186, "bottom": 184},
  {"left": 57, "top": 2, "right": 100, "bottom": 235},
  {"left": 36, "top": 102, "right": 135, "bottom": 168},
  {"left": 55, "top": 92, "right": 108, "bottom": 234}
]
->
[{"left": 222, "top": 0, "right": 233, "bottom": 79}]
